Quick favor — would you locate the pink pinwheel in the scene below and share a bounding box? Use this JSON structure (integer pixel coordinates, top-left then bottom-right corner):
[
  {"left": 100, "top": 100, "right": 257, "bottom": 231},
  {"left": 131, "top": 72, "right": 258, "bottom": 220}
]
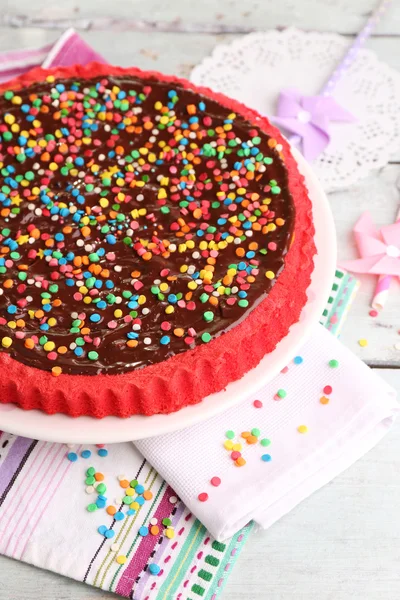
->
[
  {"left": 340, "top": 212, "right": 400, "bottom": 277},
  {"left": 272, "top": 88, "right": 355, "bottom": 161}
]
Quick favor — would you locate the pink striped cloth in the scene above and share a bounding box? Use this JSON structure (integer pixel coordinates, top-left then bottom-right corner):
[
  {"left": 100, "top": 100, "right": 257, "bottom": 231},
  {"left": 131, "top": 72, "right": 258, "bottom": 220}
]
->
[{"left": 0, "top": 27, "right": 105, "bottom": 84}]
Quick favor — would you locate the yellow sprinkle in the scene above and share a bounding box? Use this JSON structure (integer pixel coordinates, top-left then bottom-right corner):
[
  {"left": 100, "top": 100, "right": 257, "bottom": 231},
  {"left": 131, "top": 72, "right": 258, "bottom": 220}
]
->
[
  {"left": 1, "top": 336, "right": 12, "bottom": 348},
  {"left": 130, "top": 502, "right": 140, "bottom": 510},
  {"left": 297, "top": 425, "right": 308, "bottom": 434},
  {"left": 165, "top": 529, "right": 175, "bottom": 539},
  {"left": 265, "top": 271, "right": 275, "bottom": 280},
  {"left": 232, "top": 443, "right": 242, "bottom": 451},
  {"left": 165, "top": 305, "right": 174, "bottom": 314},
  {"left": 43, "top": 341, "right": 55, "bottom": 352},
  {"left": 358, "top": 339, "right": 368, "bottom": 347},
  {"left": 223, "top": 440, "right": 234, "bottom": 450},
  {"left": 116, "top": 555, "right": 127, "bottom": 565},
  {"left": 114, "top": 309, "right": 123, "bottom": 318}
]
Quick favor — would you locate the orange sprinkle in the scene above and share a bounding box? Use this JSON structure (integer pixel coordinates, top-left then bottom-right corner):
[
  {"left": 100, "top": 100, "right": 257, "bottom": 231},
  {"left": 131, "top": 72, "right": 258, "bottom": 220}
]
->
[
  {"left": 24, "top": 338, "right": 35, "bottom": 349},
  {"left": 143, "top": 490, "right": 153, "bottom": 500},
  {"left": 246, "top": 435, "right": 258, "bottom": 445},
  {"left": 235, "top": 457, "right": 246, "bottom": 467},
  {"left": 57, "top": 346, "right": 68, "bottom": 354},
  {"left": 94, "top": 472, "right": 104, "bottom": 482},
  {"left": 107, "top": 506, "right": 117, "bottom": 516},
  {"left": 173, "top": 328, "right": 184, "bottom": 337},
  {"left": 3, "top": 279, "right": 13, "bottom": 289},
  {"left": 119, "top": 479, "right": 130, "bottom": 489},
  {"left": 241, "top": 431, "right": 251, "bottom": 439},
  {"left": 51, "top": 366, "right": 62, "bottom": 377},
  {"left": 150, "top": 525, "right": 159, "bottom": 536}
]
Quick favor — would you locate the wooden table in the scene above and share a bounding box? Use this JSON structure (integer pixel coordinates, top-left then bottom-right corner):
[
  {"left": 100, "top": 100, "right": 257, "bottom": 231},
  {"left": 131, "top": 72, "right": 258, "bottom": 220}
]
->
[{"left": 0, "top": 1, "right": 399, "bottom": 598}]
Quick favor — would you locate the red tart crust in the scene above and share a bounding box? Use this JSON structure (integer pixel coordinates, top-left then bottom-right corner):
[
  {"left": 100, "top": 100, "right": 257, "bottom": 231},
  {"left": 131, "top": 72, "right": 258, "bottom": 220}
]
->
[{"left": 0, "top": 62, "right": 315, "bottom": 418}]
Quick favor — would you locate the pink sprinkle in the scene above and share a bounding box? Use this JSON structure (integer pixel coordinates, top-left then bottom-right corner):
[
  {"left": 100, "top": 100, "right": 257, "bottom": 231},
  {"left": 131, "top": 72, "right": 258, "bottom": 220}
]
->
[
  {"left": 93, "top": 337, "right": 101, "bottom": 347},
  {"left": 253, "top": 399, "right": 263, "bottom": 408},
  {"left": 198, "top": 492, "right": 208, "bottom": 502},
  {"left": 267, "top": 242, "right": 277, "bottom": 251},
  {"left": 106, "top": 252, "right": 116, "bottom": 261},
  {"left": 107, "top": 320, "right": 117, "bottom": 329},
  {"left": 329, "top": 314, "right": 338, "bottom": 324},
  {"left": 161, "top": 321, "right": 171, "bottom": 331},
  {"left": 188, "top": 327, "right": 196, "bottom": 337},
  {"left": 323, "top": 385, "right": 333, "bottom": 395},
  {"left": 160, "top": 268, "right": 169, "bottom": 277},
  {"left": 231, "top": 451, "right": 241, "bottom": 460},
  {"left": 15, "top": 331, "right": 25, "bottom": 339},
  {"left": 211, "top": 476, "right": 221, "bottom": 487},
  {"left": 47, "top": 352, "right": 57, "bottom": 361},
  {"left": 281, "top": 366, "right": 289, "bottom": 374},
  {"left": 369, "top": 309, "right": 378, "bottom": 317}
]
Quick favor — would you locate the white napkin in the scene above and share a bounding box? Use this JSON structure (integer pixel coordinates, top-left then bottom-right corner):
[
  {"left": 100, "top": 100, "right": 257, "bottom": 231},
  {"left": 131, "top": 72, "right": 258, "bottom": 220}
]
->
[{"left": 136, "top": 326, "right": 398, "bottom": 541}]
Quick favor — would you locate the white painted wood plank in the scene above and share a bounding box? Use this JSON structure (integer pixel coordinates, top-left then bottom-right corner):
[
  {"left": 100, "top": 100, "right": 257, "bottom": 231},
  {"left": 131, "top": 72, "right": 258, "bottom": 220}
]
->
[
  {"left": 1, "top": 368, "right": 398, "bottom": 599},
  {"left": 1, "top": 0, "right": 400, "bottom": 35}
]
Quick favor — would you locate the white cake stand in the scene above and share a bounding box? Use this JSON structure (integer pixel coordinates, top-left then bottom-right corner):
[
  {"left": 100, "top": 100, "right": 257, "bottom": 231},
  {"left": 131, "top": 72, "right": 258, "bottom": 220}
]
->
[{"left": 0, "top": 149, "right": 336, "bottom": 443}]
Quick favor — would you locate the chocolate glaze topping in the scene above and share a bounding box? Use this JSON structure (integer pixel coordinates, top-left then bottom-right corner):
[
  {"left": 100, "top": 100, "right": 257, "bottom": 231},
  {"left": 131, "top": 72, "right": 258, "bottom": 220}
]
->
[{"left": 0, "top": 74, "right": 295, "bottom": 375}]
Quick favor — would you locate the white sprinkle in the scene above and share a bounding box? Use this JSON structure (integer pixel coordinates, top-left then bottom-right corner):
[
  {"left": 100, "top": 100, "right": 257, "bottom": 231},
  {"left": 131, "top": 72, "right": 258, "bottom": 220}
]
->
[
  {"left": 169, "top": 496, "right": 178, "bottom": 504},
  {"left": 76, "top": 239, "right": 84, "bottom": 247},
  {"left": 150, "top": 518, "right": 158, "bottom": 525},
  {"left": 110, "top": 543, "right": 119, "bottom": 552},
  {"left": 115, "top": 497, "right": 123, "bottom": 504},
  {"left": 86, "top": 486, "right": 95, "bottom": 494},
  {"left": 144, "top": 337, "right": 151, "bottom": 345},
  {"left": 118, "top": 474, "right": 126, "bottom": 481},
  {"left": 142, "top": 308, "right": 150, "bottom": 315},
  {"left": 114, "top": 265, "right": 122, "bottom": 272}
]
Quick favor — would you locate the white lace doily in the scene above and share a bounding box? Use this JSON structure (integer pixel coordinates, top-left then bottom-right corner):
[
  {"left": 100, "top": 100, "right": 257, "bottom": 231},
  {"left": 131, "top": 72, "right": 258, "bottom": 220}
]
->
[{"left": 191, "top": 28, "right": 400, "bottom": 192}]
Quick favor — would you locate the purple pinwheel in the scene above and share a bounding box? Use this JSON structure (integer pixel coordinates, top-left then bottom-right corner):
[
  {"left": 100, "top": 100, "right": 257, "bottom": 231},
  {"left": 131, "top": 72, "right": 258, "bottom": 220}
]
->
[{"left": 272, "top": 88, "right": 355, "bottom": 161}]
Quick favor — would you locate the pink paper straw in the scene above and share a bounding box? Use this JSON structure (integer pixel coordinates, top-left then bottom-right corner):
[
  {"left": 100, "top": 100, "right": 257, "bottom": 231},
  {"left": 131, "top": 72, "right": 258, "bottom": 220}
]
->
[{"left": 371, "top": 205, "right": 400, "bottom": 310}]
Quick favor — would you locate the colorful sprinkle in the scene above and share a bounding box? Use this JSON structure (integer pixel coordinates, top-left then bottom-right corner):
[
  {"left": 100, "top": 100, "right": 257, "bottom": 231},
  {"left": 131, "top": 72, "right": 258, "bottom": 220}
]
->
[
  {"left": 297, "top": 425, "right": 308, "bottom": 434},
  {"left": 211, "top": 476, "right": 221, "bottom": 487},
  {"left": 329, "top": 359, "right": 339, "bottom": 368},
  {"left": 261, "top": 454, "right": 272, "bottom": 462},
  {"left": 67, "top": 452, "right": 78, "bottom": 462},
  {"left": 198, "top": 492, "right": 208, "bottom": 502},
  {"left": 253, "top": 400, "right": 263, "bottom": 408}
]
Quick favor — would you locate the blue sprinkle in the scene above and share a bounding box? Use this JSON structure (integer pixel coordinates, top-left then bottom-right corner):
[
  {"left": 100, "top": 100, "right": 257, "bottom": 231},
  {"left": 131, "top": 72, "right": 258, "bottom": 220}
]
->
[
  {"left": 97, "top": 301, "right": 107, "bottom": 310},
  {"left": 261, "top": 454, "right": 272, "bottom": 462},
  {"left": 98, "top": 448, "right": 108, "bottom": 457},
  {"left": 127, "top": 509, "right": 136, "bottom": 516},
  {"left": 90, "top": 313, "right": 101, "bottom": 323},
  {"left": 167, "top": 294, "right": 177, "bottom": 304},
  {"left": 135, "top": 484, "right": 145, "bottom": 494},
  {"left": 106, "top": 234, "right": 116, "bottom": 244},
  {"left": 98, "top": 525, "right": 107, "bottom": 535},
  {"left": 75, "top": 157, "right": 84, "bottom": 166},
  {"left": 7, "top": 305, "right": 17, "bottom": 314},
  {"left": 138, "top": 526, "right": 149, "bottom": 537},
  {"left": 160, "top": 335, "right": 170, "bottom": 345},
  {"left": 105, "top": 529, "right": 115, "bottom": 539},
  {"left": 67, "top": 452, "right": 78, "bottom": 462},
  {"left": 96, "top": 499, "right": 106, "bottom": 509},
  {"left": 81, "top": 450, "right": 92, "bottom": 459},
  {"left": 114, "top": 511, "right": 125, "bottom": 521},
  {"left": 74, "top": 347, "right": 83, "bottom": 357},
  {"left": 136, "top": 496, "right": 145, "bottom": 506},
  {"left": 149, "top": 563, "right": 161, "bottom": 575},
  {"left": 294, "top": 356, "right": 303, "bottom": 365}
]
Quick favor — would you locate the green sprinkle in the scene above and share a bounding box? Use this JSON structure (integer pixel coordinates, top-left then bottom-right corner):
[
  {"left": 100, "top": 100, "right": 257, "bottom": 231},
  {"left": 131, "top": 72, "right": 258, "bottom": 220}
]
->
[
  {"left": 88, "top": 351, "right": 99, "bottom": 361},
  {"left": 85, "top": 476, "right": 95, "bottom": 485},
  {"left": 260, "top": 438, "right": 271, "bottom": 447},
  {"left": 251, "top": 428, "right": 260, "bottom": 437},
  {"left": 277, "top": 389, "right": 287, "bottom": 399},
  {"left": 87, "top": 503, "right": 97, "bottom": 512},
  {"left": 329, "top": 359, "right": 339, "bottom": 368},
  {"left": 86, "top": 467, "right": 96, "bottom": 476},
  {"left": 203, "top": 311, "right": 214, "bottom": 322},
  {"left": 226, "top": 430, "right": 235, "bottom": 440},
  {"left": 123, "top": 496, "right": 132, "bottom": 505},
  {"left": 130, "top": 479, "right": 138, "bottom": 488},
  {"left": 238, "top": 299, "right": 249, "bottom": 308},
  {"left": 201, "top": 332, "right": 211, "bottom": 343},
  {"left": 96, "top": 483, "right": 107, "bottom": 494},
  {"left": 162, "top": 517, "right": 172, "bottom": 526}
]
